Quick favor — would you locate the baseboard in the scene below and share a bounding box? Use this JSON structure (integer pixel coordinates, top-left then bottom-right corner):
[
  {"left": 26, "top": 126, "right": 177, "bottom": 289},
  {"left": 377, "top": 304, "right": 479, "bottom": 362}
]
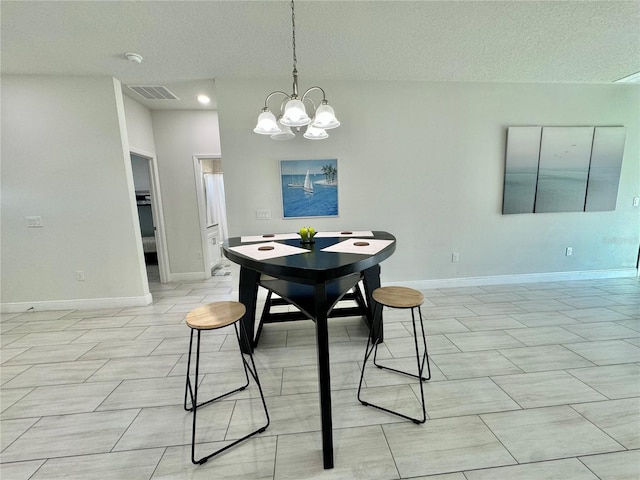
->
[
  {"left": 387, "top": 268, "right": 638, "bottom": 290},
  {"left": 6, "top": 269, "right": 633, "bottom": 313},
  {"left": 0, "top": 293, "right": 153, "bottom": 313},
  {"left": 168, "top": 272, "right": 208, "bottom": 282}
]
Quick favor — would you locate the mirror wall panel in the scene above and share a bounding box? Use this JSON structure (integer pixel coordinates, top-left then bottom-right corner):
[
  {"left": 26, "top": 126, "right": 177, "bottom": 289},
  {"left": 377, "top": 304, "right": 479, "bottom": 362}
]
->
[{"left": 585, "top": 127, "right": 626, "bottom": 212}]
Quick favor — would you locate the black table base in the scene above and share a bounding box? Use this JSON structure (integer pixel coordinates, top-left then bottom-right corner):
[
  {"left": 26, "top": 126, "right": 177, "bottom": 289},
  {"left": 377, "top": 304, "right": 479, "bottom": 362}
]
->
[{"left": 224, "top": 232, "right": 396, "bottom": 470}]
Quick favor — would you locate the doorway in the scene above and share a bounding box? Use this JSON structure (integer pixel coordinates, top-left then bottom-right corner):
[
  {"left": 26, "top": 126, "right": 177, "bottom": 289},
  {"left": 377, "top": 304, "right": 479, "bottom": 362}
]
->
[
  {"left": 130, "top": 152, "right": 169, "bottom": 284},
  {"left": 193, "top": 155, "right": 228, "bottom": 278}
]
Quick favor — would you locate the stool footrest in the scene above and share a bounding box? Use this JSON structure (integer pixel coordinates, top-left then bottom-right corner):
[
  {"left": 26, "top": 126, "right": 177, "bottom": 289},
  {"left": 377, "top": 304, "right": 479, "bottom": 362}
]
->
[
  {"left": 184, "top": 381, "right": 248, "bottom": 412},
  {"left": 195, "top": 420, "right": 269, "bottom": 465},
  {"left": 372, "top": 362, "right": 430, "bottom": 382},
  {"left": 357, "top": 398, "right": 425, "bottom": 424}
]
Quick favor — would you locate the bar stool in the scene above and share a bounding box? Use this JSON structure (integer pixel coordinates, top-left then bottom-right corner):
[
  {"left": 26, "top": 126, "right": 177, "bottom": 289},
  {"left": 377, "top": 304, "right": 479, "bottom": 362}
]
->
[
  {"left": 357, "top": 286, "right": 431, "bottom": 424},
  {"left": 184, "top": 301, "right": 270, "bottom": 465}
]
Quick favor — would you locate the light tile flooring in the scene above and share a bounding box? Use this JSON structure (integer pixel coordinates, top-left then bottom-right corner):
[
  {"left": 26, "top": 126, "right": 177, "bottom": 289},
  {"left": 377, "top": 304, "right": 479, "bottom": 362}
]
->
[{"left": 1, "top": 265, "right": 639, "bottom": 479}]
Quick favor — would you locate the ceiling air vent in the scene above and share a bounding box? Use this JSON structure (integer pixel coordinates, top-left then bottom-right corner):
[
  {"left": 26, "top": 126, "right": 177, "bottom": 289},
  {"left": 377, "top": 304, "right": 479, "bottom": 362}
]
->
[{"left": 127, "top": 85, "right": 180, "bottom": 100}]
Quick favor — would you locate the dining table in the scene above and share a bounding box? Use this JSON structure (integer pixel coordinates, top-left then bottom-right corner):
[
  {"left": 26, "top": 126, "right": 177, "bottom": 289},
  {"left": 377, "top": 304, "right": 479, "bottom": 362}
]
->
[{"left": 222, "top": 230, "right": 396, "bottom": 469}]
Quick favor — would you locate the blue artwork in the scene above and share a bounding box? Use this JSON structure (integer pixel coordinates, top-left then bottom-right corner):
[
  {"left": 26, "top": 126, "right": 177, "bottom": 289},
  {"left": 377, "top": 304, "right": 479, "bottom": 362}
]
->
[{"left": 280, "top": 159, "right": 338, "bottom": 218}]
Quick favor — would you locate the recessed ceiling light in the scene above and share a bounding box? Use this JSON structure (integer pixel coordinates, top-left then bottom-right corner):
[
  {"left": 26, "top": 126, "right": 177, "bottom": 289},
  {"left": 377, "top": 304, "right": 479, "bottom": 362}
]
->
[
  {"left": 614, "top": 71, "right": 640, "bottom": 83},
  {"left": 197, "top": 95, "right": 211, "bottom": 105}
]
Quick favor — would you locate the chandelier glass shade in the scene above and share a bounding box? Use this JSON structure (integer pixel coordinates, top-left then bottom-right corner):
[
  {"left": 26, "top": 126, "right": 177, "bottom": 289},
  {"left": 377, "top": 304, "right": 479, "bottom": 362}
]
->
[
  {"left": 254, "top": 1, "right": 339, "bottom": 141},
  {"left": 253, "top": 110, "right": 280, "bottom": 135},
  {"left": 270, "top": 119, "right": 296, "bottom": 140},
  {"left": 303, "top": 125, "right": 329, "bottom": 140},
  {"left": 281, "top": 99, "right": 311, "bottom": 127}
]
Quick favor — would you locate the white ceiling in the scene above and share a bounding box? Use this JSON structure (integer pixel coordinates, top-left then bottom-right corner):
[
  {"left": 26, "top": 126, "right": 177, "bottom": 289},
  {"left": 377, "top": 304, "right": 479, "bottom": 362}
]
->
[{"left": 2, "top": 1, "right": 639, "bottom": 110}]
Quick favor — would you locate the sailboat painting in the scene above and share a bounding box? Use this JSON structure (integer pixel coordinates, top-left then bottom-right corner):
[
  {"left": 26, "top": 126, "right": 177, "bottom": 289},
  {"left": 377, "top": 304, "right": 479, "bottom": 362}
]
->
[
  {"left": 303, "top": 170, "right": 314, "bottom": 193},
  {"left": 280, "top": 159, "right": 338, "bottom": 218}
]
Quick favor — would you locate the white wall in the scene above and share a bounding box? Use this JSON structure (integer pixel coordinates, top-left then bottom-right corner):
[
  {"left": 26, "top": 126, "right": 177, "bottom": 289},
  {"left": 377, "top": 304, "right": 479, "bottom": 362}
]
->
[
  {"left": 123, "top": 95, "right": 157, "bottom": 157},
  {"left": 216, "top": 79, "right": 640, "bottom": 285},
  {"left": 150, "top": 110, "right": 221, "bottom": 278},
  {"left": 1, "top": 75, "right": 635, "bottom": 312},
  {"left": 124, "top": 98, "right": 223, "bottom": 281},
  {"left": 1, "top": 75, "right": 150, "bottom": 310}
]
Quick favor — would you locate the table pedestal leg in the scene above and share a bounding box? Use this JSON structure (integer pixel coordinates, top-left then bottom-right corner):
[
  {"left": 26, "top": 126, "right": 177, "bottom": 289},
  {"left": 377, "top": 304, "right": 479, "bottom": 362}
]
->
[
  {"left": 362, "top": 265, "right": 384, "bottom": 343},
  {"left": 238, "top": 267, "right": 260, "bottom": 353},
  {"left": 315, "top": 282, "right": 333, "bottom": 469}
]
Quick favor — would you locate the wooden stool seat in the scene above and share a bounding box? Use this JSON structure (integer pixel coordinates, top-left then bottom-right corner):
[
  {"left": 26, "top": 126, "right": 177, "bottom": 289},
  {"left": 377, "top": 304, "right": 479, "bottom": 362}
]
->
[
  {"left": 186, "top": 301, "right": 246, "bottom": 330},
  {"left": 372, "top": 286, "right": 424, "bottom": 309}
]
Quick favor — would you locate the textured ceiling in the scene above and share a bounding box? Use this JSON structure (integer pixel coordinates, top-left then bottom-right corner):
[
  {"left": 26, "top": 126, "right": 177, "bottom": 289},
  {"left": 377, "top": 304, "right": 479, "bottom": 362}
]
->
[{"left": 2, "top": 0, "right": 639, "bottom": 110}]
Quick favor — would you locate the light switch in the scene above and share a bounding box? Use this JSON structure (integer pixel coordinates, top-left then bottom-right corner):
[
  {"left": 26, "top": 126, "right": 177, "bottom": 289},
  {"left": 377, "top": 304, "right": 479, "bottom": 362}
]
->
[
  {"left": 256, "top": 210, "right": 271, "bottom": 220},
  {"left": 25, "top": 216, "right": 43, "bottom": 228}
]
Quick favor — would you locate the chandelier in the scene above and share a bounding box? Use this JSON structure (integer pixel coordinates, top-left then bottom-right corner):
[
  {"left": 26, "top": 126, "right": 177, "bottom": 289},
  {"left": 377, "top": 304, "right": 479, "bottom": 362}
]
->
[{"left": 253, "top": 0, "right": 340, "bottom": 141}]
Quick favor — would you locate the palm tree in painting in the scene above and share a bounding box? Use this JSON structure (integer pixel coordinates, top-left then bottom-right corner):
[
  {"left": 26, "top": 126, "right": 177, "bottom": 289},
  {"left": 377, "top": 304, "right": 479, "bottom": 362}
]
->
[
  {"left": 320, "top": 164, "right": 338, "bottom": 185},
  {"left": 321, "top": 164, "right": 330, "bottom": 180},
  {"left": 329, "top": 165, "right": 337, "bottom": 184}
]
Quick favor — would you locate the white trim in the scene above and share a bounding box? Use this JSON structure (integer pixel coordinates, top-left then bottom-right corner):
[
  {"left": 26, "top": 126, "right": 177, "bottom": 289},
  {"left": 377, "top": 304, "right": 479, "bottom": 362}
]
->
[
  {"left": 386, "top": 268, "right": 638, "bottom": 290},
  {"left": 1, "top": 294, "right": 153, "bottom": 313},
  {"left": 192, "top": 155, "right": 210, "bottom": 278},
  {"left": 192, "top": 155, "right": 222, "bottom": 280},
  {"left": 4, "top": 269, "right": 634, "bottom": 312},
  {"left": 168, "top": 271, "right": 209, "bottom": 282},
  {"left": 130, "top": 148, "right": 171, "bottom": 284}
]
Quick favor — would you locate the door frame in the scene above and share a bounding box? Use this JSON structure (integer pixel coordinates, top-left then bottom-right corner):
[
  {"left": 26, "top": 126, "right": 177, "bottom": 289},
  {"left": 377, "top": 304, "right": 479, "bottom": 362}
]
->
[
  {"left": 193, "top": 154, "right": 222, "bottom": 279},
  {"left": 131, "top": 148, "right": 170, "bottom": 284}
]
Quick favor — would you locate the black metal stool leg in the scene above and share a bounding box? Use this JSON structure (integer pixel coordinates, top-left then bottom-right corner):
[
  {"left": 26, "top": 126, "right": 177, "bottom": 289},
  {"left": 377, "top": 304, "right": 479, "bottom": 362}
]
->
[
  {"left": 358, "top": 301, "right": 431, "bottom": 424},
  {"left": 189, "top": 321, "right": 270, "bottom": 465},
  {"left": 184, "top": 328, "right": 195, "bottom": 411},
  {"left": 357, "top": 302, "right": 380, "bottom": 402},
  {"left": 408, "top": 306, "right": 427, "bottom": 423},
  {"left": 236, "top": 321, "right": 270, "bottom": 431},
  {"left": 191, "top": 330, "right": 201, "bottom": 464},
  {"left": 371, "top": 308, "right": 431, "bottom": 382},
  {"left": 417, "top": 306, "right": 431, "bottom": 381}
]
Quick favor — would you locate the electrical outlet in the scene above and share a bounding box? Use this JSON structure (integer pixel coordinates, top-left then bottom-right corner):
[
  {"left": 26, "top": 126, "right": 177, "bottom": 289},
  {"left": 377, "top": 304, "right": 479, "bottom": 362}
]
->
[
  {"left": 451, "top": 252, "right": 459, "bottom": 262},
  {"left": 256, "top": 210, "right": 271, "bottom": 220},
  {"left": 566, "top": 247, "right": 573, "bottom": 256},
  {"left": 76, "top": 270, "right": 85, "bottom": 281},
  {"left": 633, "top": 197, "right": 639, "bottom": 207}
]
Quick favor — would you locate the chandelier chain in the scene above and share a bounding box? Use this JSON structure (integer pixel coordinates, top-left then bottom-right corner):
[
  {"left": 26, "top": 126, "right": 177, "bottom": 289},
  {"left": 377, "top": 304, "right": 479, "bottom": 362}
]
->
[
  {"left": 291, "top": 0, "right": 297, "bottom": 73},
  {"left": 254, "top": 0, "right": 339, "bottom": 139}
]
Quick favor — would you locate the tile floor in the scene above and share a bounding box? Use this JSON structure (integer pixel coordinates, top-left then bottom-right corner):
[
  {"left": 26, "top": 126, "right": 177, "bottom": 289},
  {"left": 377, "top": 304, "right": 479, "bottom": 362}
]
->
[{"left": 1, "top": 265, "right": 639, "bottom": 479}]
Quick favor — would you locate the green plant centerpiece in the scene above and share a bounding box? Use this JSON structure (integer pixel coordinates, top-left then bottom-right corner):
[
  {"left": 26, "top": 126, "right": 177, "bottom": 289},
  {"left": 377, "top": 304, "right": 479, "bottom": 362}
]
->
[{"left": 298, "top": 226, "right": 316, "bottom": 244}]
